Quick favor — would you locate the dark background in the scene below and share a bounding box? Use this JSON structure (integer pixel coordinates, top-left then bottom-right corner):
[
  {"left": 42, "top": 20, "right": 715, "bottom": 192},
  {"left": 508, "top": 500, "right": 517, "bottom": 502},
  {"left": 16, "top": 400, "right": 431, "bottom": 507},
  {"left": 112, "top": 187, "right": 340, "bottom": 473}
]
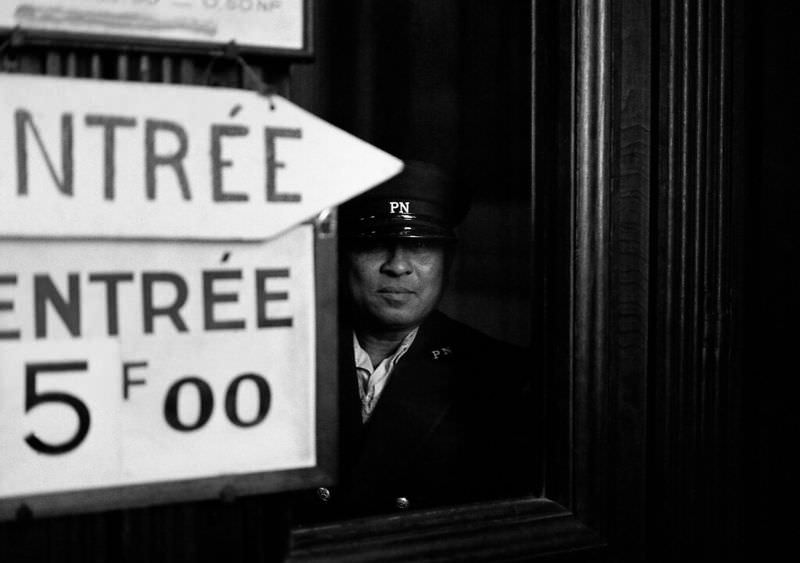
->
[
  {"left": 738, "top": 1, "right": 798, "bottom": 558},
  {"left": 292, "top": 0, "right": 533, "bottom": 349},
  {"left": 299, "top": 0, "right": 800, "bottom": 557},
  {"left": 295, "top": 2, "right": 800, "bottom": 559}
]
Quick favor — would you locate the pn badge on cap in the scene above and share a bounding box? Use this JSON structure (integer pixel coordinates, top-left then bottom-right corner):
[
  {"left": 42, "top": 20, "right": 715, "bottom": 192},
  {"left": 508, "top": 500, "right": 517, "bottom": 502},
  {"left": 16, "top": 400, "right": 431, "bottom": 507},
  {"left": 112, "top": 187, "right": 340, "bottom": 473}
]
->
[
  {"left": 389, "top": 201, "right": 411, "bottom": 214},
  {"left": 339, "top": 160, "right": 468, "bottom": 241}
]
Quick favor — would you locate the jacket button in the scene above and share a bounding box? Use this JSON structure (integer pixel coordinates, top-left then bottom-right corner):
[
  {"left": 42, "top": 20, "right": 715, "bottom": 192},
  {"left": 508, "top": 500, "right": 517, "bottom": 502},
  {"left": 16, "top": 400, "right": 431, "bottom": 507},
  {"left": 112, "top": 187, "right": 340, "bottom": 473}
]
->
[
  {"left": 395, "top": 497, "right": 410, "bottom": 509},
  {"left": 316, "top": 487, "right": 331, "bottom": 502}
]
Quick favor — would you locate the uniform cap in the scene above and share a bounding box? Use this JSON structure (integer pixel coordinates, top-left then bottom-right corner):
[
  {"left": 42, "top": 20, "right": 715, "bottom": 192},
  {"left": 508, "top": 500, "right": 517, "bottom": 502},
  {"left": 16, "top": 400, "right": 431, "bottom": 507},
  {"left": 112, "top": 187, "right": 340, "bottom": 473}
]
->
[{"left": 339, "top": 160, "right": 468, "bottom": 241}]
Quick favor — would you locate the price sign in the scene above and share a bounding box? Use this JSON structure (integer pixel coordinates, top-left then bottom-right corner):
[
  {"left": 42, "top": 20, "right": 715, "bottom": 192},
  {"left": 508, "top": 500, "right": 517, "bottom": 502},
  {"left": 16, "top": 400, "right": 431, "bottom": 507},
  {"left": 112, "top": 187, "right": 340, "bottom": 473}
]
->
[{"left": 0, "top": 225, "right": 319, "bottom": 516}]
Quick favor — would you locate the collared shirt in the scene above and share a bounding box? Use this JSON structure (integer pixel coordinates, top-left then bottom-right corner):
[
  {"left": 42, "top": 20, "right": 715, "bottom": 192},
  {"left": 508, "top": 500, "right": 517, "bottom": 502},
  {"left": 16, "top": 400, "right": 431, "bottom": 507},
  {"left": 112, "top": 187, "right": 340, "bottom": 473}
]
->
[{"left": 353, "top": 328, "right": 419, "bottom": 423}]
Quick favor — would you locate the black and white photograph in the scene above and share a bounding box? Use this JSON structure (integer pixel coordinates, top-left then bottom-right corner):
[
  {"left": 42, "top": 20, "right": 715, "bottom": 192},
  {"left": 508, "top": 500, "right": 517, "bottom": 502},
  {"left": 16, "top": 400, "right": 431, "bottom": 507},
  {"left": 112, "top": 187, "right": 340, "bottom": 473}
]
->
[{"left": 0, "top": 1, "right": 795, "bottom": 561}]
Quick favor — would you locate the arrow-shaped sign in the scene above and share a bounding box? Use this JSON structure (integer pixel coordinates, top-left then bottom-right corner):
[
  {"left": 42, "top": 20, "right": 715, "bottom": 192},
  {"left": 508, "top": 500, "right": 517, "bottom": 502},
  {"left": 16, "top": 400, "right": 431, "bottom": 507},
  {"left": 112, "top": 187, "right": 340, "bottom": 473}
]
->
[{"left": 0, "top": 73, "right": 403, "bottom": 241}]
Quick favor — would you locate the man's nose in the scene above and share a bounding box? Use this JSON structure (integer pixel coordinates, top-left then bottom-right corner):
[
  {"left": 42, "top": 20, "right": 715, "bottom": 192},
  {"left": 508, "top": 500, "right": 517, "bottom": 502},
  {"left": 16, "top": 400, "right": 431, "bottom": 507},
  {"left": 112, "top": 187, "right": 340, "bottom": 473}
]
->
[{"left": 380, "top": 246, "right": 413, "bottom": 276}]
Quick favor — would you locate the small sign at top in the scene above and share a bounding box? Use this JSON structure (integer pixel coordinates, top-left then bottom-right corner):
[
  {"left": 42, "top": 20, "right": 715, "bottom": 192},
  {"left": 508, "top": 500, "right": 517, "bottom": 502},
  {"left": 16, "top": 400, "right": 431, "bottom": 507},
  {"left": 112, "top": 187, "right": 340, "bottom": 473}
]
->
[{"left": 0, "top": 0, "right": 309, "bottom": 55}]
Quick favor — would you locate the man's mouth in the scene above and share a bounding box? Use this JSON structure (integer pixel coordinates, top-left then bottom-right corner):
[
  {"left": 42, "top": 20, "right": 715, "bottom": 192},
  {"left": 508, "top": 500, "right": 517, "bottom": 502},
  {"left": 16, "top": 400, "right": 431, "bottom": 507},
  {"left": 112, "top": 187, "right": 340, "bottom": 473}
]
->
[{"left": 378, "top": 286, "right": 415, "bottom": 294}]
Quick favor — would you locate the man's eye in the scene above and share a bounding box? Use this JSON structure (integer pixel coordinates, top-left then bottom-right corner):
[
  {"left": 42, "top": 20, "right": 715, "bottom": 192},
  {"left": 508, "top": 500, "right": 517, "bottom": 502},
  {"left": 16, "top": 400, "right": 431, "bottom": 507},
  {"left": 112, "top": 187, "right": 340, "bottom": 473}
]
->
[
  {"left": 403, "top": 240, "right": 442, "bottom": 253},
  {"left": 352, "top": 241, "right": 386, "bottom": 254},
  {"left": 347, "top": 239, "right": 443, "bottom": 256}
]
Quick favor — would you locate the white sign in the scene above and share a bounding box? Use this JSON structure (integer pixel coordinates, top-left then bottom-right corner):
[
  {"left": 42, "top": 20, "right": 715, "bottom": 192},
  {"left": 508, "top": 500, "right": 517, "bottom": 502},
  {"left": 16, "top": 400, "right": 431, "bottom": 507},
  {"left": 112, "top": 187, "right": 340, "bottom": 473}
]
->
[
  {"left": 0, "top": 72, "right": 403, "bottom": 241},
  {"left": 0, "top": 225, "right": 316, "bottom": 499},
  {"left": 1, "top": 0, "right": 306, "bottom": 52}
]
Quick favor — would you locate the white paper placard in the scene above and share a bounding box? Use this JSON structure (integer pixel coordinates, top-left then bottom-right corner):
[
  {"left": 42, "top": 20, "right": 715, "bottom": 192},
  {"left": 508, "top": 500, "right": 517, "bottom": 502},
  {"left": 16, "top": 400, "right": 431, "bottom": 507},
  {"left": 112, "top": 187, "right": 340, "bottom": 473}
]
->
[
  {"left": 0, "top": 224, "right": 316, "bottom": 499},
  {"left": 0, "top": 72, "right": 403, "bottom": 241},
  {"left": 1, "top": 0, "right": 307, "bottom": 52}
]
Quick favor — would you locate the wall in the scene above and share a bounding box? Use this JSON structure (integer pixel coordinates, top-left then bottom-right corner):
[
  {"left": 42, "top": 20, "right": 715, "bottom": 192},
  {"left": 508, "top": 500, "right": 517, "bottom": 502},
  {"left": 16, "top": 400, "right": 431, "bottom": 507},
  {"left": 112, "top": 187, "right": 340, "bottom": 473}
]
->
[
  {"left": 292, "top": 0, "right": 533, "bottom": 348},
  {"left": 739, "top": 2, "right": 799, "bottom": 559}
]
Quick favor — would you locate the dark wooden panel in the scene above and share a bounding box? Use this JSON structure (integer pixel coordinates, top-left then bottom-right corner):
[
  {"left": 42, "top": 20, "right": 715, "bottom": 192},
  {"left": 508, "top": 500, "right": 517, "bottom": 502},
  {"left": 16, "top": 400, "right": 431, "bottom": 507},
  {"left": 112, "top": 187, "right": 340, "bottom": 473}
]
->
[
  {"left": 647, "top": 1, "right": 737, "bottom": 561},
  {"left": 288, "top": 498, "right": 605, "bottom": 563},
  {"left": 645, "top": 1, "right": 741, "bottom": 561},
  {"left": 540, "top": 1, "right": 740, "bottom": 561},
  {"left": 570, "top": 0, "right": 613, "bottom": 531},
  {"left": 736, "top": 2, "right": 800, "bottom": 560},
  {"left": 606, "top": 0, "right": 652, "bottom": 557}
]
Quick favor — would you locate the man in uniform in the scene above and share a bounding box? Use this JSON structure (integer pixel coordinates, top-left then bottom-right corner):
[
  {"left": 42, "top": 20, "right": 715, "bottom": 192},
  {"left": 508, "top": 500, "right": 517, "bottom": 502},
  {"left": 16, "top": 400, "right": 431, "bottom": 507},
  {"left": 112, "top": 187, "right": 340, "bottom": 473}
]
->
[{"left": 293, "top": 161, "right": 534, "bottom": 524}]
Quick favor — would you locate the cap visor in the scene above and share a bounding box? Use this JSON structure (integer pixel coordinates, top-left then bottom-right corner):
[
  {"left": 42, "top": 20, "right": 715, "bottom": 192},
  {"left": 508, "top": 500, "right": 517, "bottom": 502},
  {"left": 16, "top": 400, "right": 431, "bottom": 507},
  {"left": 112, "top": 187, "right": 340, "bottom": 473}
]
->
[{"left": 344, "top": 215, "right": 456, "bottom": 240}]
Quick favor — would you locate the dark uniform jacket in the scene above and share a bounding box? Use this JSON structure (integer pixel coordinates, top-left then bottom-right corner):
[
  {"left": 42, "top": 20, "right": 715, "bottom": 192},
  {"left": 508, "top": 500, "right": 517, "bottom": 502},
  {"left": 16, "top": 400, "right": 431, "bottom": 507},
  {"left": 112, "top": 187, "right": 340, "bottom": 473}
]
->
[{"left": 291, "top": 311, "right": 535, "bottom": 525}]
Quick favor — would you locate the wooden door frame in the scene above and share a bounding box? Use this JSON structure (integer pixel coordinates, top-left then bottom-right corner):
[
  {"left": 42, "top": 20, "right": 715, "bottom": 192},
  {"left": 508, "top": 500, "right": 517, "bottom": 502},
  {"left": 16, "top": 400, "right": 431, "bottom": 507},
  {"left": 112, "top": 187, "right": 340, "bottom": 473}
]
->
[{"left": 288, "top": 1, "right": 739, "bottom": 561}]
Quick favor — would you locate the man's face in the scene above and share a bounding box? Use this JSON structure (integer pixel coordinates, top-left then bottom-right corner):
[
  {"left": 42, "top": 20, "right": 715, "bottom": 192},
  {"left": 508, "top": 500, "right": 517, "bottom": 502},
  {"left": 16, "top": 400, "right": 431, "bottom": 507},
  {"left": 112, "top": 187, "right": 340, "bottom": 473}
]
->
[{"left": 346, "top": 239, "right": 447, "bottom": 333}]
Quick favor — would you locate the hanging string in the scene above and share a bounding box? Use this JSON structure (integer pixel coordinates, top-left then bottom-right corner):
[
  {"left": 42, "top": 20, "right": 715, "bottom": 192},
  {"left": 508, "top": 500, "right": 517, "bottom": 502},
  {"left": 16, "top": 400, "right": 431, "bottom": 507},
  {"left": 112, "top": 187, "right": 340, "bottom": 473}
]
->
[
  {"left": 0, "top": 26, "right": 23, "bottom": 58},
  {"left": 0, "top": 32, "right": 275, "bottom": 111},
  {"left": 203, "top": 40, "right": 276, "bottom": 111}
]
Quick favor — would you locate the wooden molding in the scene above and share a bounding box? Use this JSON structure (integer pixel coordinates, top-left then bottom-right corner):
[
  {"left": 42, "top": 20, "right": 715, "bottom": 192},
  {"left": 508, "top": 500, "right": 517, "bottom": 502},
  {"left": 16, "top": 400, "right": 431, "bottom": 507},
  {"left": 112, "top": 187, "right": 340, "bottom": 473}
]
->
[{"left": 289, "top": 498, "right": 605, "bottom": 562}]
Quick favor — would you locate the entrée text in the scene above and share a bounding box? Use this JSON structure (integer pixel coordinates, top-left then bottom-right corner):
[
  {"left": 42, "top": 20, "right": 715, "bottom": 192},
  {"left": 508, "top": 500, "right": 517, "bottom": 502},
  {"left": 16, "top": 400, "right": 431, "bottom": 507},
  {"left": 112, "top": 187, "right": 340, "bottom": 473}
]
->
[
  {"left": 0, "top": 268, "right": 292, "bottom": 339},
  {"left": 13, "top": 109, "right": 302, "bottom": 203}
]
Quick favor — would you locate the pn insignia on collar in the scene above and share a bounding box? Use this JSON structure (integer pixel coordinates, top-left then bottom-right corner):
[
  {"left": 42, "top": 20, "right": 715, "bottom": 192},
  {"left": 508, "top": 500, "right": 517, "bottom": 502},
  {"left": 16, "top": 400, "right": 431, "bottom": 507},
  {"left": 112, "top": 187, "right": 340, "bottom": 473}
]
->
[
  {"left": 431, "top": 347, "right": 452, "bottom": 360},
  {"left": 389, "top": 201, "right": 410, "bottom": 214}
]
